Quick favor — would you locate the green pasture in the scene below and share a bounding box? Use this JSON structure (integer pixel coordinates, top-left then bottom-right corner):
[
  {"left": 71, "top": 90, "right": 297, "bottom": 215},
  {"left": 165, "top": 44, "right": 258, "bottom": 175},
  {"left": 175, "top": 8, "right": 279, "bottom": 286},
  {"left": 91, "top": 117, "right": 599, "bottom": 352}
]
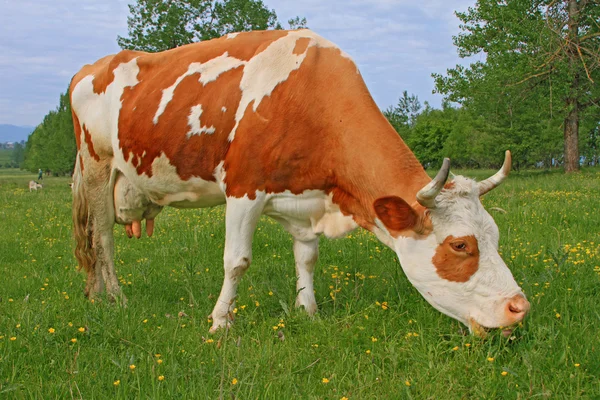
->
[{"left": 0, "top": 168, "right": 599, "bottom": 398}]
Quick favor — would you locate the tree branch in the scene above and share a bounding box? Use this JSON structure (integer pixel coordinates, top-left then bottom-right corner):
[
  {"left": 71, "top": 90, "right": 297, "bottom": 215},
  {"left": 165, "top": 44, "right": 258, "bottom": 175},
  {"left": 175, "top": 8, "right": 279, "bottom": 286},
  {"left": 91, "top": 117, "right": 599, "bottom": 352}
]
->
[
  {"left": 577, "top": 45, "right": 594, "bottom": 83},
  {"left": 508, "top": 69, "right": 552, "bottom": 87}
]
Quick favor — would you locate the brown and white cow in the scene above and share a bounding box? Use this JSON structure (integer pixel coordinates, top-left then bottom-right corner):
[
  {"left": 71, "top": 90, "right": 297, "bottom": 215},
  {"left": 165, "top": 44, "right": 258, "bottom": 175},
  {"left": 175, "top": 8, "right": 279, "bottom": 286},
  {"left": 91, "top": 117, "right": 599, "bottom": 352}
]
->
[{"left": 70, "top": 29, "right": 529, "bottom": 334}]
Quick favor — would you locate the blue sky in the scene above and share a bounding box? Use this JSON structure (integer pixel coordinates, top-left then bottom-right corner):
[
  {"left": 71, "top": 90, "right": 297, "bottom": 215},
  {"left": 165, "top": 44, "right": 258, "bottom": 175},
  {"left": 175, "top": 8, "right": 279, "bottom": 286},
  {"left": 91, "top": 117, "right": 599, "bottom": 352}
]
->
[{"left": 0, "top": 0, "right": 477, "bottom": 127}]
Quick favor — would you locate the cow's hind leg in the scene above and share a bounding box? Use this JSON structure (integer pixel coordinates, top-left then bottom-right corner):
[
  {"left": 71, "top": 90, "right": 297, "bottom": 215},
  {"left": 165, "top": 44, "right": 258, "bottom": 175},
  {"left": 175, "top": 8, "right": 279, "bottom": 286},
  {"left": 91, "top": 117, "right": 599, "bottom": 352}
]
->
[
  {"left": 293, "top": 238, "right": 319, "bottom": 315},
  {"left": 209, "top": 195, "right": 265, "bottom": 332},
  {"left": 75, "top": 157, "right": 123, "bottom": 302}
]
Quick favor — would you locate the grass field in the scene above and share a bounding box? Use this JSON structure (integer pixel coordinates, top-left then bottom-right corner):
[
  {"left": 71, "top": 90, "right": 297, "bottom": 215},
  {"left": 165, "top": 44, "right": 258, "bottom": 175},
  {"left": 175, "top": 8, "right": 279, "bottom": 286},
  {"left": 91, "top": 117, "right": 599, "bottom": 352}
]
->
[{"left": 1, "top": 167, "right": 599, "bottom": 399}]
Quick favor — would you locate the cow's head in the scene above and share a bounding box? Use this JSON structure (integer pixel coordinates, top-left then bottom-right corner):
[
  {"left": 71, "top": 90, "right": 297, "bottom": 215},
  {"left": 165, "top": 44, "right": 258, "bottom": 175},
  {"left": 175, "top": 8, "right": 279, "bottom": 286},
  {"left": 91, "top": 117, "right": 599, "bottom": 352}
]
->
[{"left": 374, "top": 151, "right": 529, "bottom": 336}]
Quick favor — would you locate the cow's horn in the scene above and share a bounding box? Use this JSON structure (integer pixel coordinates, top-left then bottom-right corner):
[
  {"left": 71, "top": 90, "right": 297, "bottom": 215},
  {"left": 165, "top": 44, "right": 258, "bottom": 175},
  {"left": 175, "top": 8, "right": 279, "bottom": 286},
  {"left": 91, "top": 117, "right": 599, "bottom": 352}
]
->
[
  {"left": 478, "top": 150, "right": 511, "bottom": 196},
  {"left": 416, "top": 158, "right": 451, "bottom": 209}
]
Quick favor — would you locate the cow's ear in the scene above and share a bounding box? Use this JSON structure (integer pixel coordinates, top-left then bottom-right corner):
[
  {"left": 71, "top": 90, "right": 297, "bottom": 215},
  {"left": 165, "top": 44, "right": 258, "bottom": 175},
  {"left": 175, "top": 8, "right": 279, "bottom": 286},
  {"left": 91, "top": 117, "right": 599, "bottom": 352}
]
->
[{"left": 373, "top": 196, "right": 418, "bottom": 232}]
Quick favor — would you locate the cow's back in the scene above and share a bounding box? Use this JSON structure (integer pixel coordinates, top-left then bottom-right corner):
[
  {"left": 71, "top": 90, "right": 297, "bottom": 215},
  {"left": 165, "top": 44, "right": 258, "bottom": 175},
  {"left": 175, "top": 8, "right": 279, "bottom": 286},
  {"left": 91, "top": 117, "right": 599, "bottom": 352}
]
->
[{"left": 71, "top": 30, "right": 374, "bottom": 205}]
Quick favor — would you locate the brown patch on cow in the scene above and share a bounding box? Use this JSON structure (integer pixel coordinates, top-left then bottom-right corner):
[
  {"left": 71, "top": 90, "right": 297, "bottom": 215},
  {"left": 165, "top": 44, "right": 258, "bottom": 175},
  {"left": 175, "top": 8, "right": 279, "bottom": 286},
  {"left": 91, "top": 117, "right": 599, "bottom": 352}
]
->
[
  {"left": 373, "top": 196, "right": 418, "bottom": 233},
  {"left": 444, "top": 181, "right": 455, "bottom": 190},
  {"left": 79, "top": 155, "right": 85, "bottom": 173},
  {"left": 223, "top": 44, "right": 431, "bottom": 230},
  {"left": 293, "top": 37, "right": 311, "bottom": 55},
  {"left": 82, "top": 125, "right": 100, "bottom": 161},
  {"left": 432, "top": 235, "right": 480, "bottom": 282}
]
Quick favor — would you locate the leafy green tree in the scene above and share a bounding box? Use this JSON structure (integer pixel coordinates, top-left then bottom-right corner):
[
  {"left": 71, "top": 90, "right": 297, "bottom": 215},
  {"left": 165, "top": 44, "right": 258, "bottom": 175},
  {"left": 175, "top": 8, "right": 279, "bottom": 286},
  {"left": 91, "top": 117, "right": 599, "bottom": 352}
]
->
[
  {"left": 11, "top": 142, "right": 25, "bottom": 168},
  {"left": 434, "top": 0, "right": 600, "bottom": 173},
  {"left": 118, "top": 0, "right": 305, "bottom": 53},
  {"left": 24, "top": 91, "right": 76, "bottom": 175},
  {"left": 383, "top": 91, "right": 421, "bottom": 141}
]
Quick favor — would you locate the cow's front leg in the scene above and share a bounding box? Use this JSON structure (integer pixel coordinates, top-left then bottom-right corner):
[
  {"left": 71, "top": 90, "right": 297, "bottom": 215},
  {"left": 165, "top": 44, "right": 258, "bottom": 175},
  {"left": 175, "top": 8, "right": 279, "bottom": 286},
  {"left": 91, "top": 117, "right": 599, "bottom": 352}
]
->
[
  {"left": 294, "top": 238, "right": 319, "bottom": 315},
  {"left": 209, "top": 195, "right": 265, "bottom": 332}
]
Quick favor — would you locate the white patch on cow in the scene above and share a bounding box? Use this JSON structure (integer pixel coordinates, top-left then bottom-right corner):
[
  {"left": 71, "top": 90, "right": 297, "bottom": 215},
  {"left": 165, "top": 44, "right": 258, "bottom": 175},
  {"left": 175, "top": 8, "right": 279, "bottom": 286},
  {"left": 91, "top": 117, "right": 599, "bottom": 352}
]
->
[
  {"left": 221, "top": 106, "right": 227, "bottom": 113},
  {"left": 226, "top": 32, "right": 239, "bottom": 40},
  {"left": 214, "top": 160, "right": 227, "bottom": 193},
  {"left": 228, "top": 30, "right": 352, "bottom": 141},
  {"left": 263, "top": 190, "right": 357, "bottom": 241},
  {"left": 187, "top": 104, "right": 216, "bottom": 137},
  {"left": 71, "top": 58, "right": 140, "bottom": 154},
  {"left": 114, "top": 153, "right": 225, "bottom": 209},
  {"left": 153, "top": 53, "right": 245, "bottom": 124}
]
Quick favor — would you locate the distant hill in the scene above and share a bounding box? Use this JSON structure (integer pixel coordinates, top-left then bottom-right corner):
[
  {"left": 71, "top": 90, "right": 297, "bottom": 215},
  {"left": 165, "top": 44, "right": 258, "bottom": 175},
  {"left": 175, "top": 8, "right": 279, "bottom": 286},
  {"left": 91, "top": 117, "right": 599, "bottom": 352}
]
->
[{"left": 0, "top": 124, "right": 34, "bottom": 143}]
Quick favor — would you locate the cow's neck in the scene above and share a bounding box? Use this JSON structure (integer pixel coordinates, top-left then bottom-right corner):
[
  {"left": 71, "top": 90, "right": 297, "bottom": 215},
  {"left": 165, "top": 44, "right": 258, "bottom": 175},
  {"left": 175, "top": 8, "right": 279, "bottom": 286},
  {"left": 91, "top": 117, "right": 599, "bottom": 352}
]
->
[{"left": 329, "top": 116, "right": 430, "bottom": 232}]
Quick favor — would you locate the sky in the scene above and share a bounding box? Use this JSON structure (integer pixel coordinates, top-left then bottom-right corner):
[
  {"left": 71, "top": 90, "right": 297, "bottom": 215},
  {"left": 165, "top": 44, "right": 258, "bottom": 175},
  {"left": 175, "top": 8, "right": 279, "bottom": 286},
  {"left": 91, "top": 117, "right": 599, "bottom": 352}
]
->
[{"left": 0, "top": 0, "right": 478, "bottom": 128}]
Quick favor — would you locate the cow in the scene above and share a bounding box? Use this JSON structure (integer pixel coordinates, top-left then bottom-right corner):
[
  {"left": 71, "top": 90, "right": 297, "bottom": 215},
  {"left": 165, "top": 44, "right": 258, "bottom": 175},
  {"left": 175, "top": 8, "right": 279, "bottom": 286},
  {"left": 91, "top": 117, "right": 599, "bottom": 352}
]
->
[
  {"left": 29, "top": 181, "right": 43, "bottom": 191},
  {"left": 70, "top": 29, "right": 529, "bottom": 335}
]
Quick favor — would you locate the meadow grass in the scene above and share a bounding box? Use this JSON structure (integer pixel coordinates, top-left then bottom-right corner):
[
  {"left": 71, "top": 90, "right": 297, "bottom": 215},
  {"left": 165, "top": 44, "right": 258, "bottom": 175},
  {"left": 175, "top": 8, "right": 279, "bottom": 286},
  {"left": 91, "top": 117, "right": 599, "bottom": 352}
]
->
[{"left": 0, "top": 167, "right": 599, "bottom": 399}]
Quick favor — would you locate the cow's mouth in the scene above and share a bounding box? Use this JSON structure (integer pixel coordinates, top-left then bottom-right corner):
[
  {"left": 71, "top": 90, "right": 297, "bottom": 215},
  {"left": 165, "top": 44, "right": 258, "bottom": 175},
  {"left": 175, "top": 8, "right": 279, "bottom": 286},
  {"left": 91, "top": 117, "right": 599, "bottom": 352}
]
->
[{"left": 468, "top": 318, "right": 514, "bottom": 339}]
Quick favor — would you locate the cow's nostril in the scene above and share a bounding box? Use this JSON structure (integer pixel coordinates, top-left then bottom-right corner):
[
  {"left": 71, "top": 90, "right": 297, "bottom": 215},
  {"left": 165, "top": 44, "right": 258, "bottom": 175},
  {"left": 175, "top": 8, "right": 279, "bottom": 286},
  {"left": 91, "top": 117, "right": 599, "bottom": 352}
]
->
[
  {"left": 507, "top": 295, "right": 530, "bottom": 318},
  {"left": 508, "top": 303, "right": 522, "bottom": 314}
]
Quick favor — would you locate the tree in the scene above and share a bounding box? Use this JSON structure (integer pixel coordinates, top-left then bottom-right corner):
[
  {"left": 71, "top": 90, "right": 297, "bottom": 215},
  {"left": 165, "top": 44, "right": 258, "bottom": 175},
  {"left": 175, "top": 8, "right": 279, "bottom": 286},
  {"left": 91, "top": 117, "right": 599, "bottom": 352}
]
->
[
  {"left": 383, "top": 91, "right": 421, "bottom": 141},
  {"left": 434, "top": 0, "right": 600, "bottom": 173},
  {"left": 24, "top": 90, "right": 76, "bottom": 175},
  {"left": 11, "top": 142, "right": 24, "bottom": 168},
  {"left": 117, "top": 0, "right": 305, "bottom": 53}
]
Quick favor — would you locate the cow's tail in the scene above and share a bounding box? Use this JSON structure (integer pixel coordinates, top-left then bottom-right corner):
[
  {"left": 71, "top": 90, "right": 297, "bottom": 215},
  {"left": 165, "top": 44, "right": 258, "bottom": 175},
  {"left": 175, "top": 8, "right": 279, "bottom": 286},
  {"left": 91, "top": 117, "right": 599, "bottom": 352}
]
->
[{"left": 72, "top": 154, "right": 96, "bottom": 286}]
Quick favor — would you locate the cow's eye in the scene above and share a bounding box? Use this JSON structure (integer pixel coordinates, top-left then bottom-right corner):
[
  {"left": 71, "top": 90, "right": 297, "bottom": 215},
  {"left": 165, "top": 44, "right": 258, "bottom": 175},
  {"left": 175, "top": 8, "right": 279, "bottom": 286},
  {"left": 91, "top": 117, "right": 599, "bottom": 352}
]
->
[{"left": 451, "top": 242, "right": 467, "bottom": 252}]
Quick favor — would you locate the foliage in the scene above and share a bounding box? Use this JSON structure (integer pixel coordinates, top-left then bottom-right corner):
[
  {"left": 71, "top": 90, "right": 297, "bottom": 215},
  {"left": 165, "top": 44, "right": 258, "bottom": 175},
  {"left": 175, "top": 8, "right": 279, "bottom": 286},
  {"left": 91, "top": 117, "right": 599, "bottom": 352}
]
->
[
  {"left": 382, "top": 91, "right": 421, "bottom": 142},
  {"left": 1, "top": 168, "right": 599, "bottom": 397},
  {"left": 433, "top": 0, "right": 600, "bottom": 173},
  {"left": 23, "top": 91, "right": 76, "bottom": 175},
  {"left": 117, "top": 0, "right": 306, "bottom": 52}
]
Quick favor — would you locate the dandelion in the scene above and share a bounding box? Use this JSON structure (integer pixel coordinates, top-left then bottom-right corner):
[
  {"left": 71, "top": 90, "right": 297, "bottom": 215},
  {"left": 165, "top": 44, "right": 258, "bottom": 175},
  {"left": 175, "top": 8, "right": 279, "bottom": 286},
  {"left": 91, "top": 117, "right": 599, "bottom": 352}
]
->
[
  {"left": 114, "top": 380, "right": 120, "bottom": 386},
  {"left": 365, "top": 350, "right": 371, "bottom": 354},
  {"left": 452, "top": 346, "right": 459, "bottom": 351},
  {"left": 574, "top": 363, "right": 580, "bottom": 367},
  {"left": 501, "top": 371, "right": 508, "bottom": 376},
  {"left": 158, "top": 375, "right": 165, "bottom": 381},
  {"left": 143, "top": 319, "right": 148, "bottom": 323},
  {"left": 371, "top": 336, "right": 378, "bottom": 342},
  {"left": 255, "top": 301, "right": 260, "bottom": 307},
  {"left": 232, "top": 378, "right": 238, "bottom": 385},
  {"left": 129, "top": 364, "right": 136, "bottom": 371},
  {"left": 206, "top": 339, "right": 214, "bottom": 344},
  {"left": 78, "top": 327, "right": 85, "bottom": 333},
  {"left": 48, "top": 328, "right": 55, "bottom": 334},
  {"left": 322, "top": 378, "right": 330, "bottom": 384},
  {"left": 71, "top": 338, "right": 77, "bottom": 343},
  {"left": 555, "top": 313, "right": 561, "bottom": 319},
  {"left": 10, "top": 337, "right": 17, "bottom": 341},
  {"left": 405, "top": 380, "right": 411, "bottom": 386},
  {"left": 465, "top": 343, "right": 471, "bottom": 347},
  {"left": 157, "top": 359, "right": 163, "bottom": 364},
  {"left": 487, "top": 357, "right": 494, "bottom": 362},
  {"left": 341, "top": 397, "right": 349, "bottom": 400}
]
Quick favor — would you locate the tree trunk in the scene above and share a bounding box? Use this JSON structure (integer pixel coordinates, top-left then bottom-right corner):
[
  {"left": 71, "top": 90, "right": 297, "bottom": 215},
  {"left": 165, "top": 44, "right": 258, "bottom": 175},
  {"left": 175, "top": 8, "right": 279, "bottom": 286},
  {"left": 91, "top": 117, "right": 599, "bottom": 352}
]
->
[
  {"left": 564, "top": 0, "right": 580, "bottom": 172},
  {"left": 563, "top": 100, "right": 579, "bottom": 172}
]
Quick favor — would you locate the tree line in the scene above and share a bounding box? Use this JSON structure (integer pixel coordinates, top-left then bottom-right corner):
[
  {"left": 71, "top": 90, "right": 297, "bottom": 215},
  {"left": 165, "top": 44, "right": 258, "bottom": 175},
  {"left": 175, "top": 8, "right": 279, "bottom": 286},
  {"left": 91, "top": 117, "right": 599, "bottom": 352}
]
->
[{"left": 22, "top": 0, "right": 599, "bottom": 174}]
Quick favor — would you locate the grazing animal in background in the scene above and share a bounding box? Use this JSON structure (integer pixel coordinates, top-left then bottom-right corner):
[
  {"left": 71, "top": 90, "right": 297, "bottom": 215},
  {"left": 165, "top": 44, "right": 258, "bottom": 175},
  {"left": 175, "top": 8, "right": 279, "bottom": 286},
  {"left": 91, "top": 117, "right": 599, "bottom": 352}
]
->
[
  {"left": 29, "top": 181, "right": 42, "bottom": 192},
  {"left": 70, "top": 29, "right": 529, "bottom": 335}
]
